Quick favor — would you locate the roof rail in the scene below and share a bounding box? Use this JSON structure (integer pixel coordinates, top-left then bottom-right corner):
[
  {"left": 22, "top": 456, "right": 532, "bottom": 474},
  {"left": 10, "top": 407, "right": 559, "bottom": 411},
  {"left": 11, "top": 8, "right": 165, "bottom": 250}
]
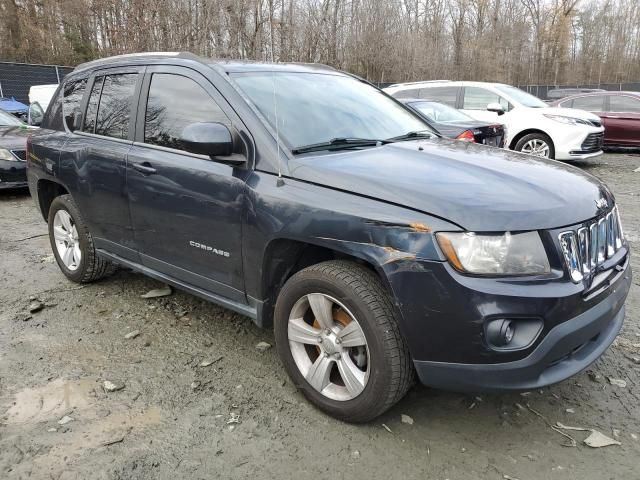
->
[
  {"left": 74, "top": 52, "right": 200, "bottom": 73},
  {"left": 386, "top": 80, "right": 451, "bottom": 88}
]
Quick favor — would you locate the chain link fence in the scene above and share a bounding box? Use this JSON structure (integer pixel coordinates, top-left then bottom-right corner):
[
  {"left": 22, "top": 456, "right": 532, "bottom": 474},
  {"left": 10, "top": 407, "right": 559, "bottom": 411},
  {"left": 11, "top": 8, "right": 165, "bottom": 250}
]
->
[{"left": 0, "top": 62, "right": 74, "bottom": 105}]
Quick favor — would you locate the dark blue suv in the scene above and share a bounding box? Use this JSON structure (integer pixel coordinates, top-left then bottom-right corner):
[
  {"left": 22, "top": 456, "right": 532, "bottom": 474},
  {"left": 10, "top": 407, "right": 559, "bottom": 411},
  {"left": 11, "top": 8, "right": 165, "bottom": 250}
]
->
[{"left": 27, "top": 53, "right": 631, "bottom": 422}]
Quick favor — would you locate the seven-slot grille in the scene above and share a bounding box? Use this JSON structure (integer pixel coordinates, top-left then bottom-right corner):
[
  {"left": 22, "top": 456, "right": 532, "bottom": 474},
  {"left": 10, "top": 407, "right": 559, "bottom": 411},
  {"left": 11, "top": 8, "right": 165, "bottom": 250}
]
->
[
  {"left": 580, "top": 132, "right": 604, "bottom": 152},
  {"left": 10, "top": 150, "right": 27, "bottom": 161},
  {"left": 558, "top": 206, "right": 624, "bottom": 283}
]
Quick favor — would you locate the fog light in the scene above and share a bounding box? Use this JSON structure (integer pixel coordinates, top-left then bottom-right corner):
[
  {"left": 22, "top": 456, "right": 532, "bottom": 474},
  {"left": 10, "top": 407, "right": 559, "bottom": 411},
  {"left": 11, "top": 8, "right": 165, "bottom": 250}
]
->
[
  {"left": 487, "top": 319, "right": 514, "bottom": 347},
  {"left": 485, "top": 317, "right": 544, "bottom": 351}
]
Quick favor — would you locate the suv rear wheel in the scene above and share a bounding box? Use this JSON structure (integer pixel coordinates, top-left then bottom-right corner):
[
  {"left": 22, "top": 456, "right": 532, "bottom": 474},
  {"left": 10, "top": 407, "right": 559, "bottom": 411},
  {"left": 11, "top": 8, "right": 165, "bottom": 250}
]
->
[
  {"left": 48, "top": 195, "right": 116, "bottom": 283},
  {"left": 274, "top": 260, "right": 414, "bottom": 422},
  {"left": 514, "top": 132, "right": 555, "bottom": 159}
]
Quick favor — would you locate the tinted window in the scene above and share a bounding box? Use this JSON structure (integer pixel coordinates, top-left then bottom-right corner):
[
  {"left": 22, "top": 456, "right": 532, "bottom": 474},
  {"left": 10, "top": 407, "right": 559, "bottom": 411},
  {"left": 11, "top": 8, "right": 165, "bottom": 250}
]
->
[
  {"left": 609, "top": 95, "right": 640, "bottom": 113},
  {"left": 409, "top": 101, "right": 473, "bottom": 123},
  {"left": 44, "top": 89, "right": 64, "bottom": 131},
  {"left": 423, "top": 86, "right": 459, "bottom": 107},
  {"left": 494, "top": 85, "right": 546, "bottom": 108},
  {"left": 558, "top": 99, "right": 573, "bottom": 108},
  {"left": 393, "top": 88, "right": 422, "bottom": 99},
  {"left": 572, "top": 96, "right": 605, "bottom": 111},
  {"left": 144, "top": 74, "right": 230, "bottom": 150},
  {"left": 463, "top": 87, "right": 510, "bottom": 111},
  {"left": 63, "top": 79, "right": 87, "bottom": 131},
  {"left": 94, "top": 74, "right": 137, "bottom": 139},
  {"left": 83, "top": 77, "right": 103, "bottom": 133},
  {"left": 233, "top": 72, "right": 431, "bottom": 151}
]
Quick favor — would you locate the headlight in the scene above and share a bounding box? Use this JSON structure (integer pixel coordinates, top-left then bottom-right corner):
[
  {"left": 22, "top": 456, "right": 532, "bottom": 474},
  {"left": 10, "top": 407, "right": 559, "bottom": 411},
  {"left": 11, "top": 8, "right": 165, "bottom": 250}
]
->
[
  {"left": 436, "top": 231, "right": 550, "bottom": 275},
  {"left": 543, "top": 114, "right": 591, "bottom": 126},
  {"left": 0, "top": 148, "right": 17, "bottom": 161}
]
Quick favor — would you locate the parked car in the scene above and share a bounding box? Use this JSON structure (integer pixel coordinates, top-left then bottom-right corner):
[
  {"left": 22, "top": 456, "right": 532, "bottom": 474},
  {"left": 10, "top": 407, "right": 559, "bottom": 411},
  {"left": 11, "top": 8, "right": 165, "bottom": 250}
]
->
[
  {"left": 398, "top": 98, "right": 505, "bottom": 147},
  {"left": 0, "top": 108, "right": 30, "bottom": 189},
  {"left": 546, "top": 88, "right": 606, "bottom": 101},
  {"left": 0, "top": 96, "right": 29, "bottom": 121},
  {"left": 29, "top": 84, "right": 59, "bottom": 113},
  {"left": 28, "top": 53, "right": 630, "bottom": 422},
  {"left": 551, "top": 91, "right": 640, "bottom": 148},
  {"left": 384, "top": 81, "right": 604, "bottom": 161}
]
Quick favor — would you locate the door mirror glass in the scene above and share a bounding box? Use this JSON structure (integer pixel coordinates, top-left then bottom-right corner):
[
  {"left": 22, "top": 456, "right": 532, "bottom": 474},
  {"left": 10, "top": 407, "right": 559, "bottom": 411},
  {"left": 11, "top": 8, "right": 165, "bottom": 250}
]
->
[
  {"left": 487, "top": 102, "right": 505, "bottom": 115},
  {"left": 180, "top": 122, "right": 234, "bottom": 157},
  {"left": 28, "top": 102, "right": 44, "bottom": 126}
]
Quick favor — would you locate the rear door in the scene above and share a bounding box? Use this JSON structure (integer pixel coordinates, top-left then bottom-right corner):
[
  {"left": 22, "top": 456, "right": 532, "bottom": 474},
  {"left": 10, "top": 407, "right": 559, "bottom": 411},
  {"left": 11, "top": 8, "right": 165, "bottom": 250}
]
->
[
  {"left": 58, "top": 68, "right": 143, "bottom": 261},
  {"left": 601, "top": 94, "right": 640, "bottom": 147},
  {"left": 126, "top": 66, "right": 247, "bottom": 302}
]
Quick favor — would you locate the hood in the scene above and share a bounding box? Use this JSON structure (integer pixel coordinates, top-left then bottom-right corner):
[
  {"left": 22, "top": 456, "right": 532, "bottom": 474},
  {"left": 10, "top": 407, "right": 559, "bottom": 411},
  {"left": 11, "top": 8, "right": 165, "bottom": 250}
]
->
[
  {"left": 537, "top": 106, "right": 601, "bottom": 122},
  {"left": 288, "top": 138, "right": 613, "bottom": 231},
  {"left": 0, "top": 126, "right": 31, "bottom": 150}
]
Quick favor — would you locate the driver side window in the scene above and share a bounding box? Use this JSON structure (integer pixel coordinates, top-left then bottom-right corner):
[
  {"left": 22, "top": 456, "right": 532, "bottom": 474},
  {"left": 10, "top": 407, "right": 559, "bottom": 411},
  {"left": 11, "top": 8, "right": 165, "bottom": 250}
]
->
[{"left": 463, "top": 87, "right": 511, "bottom": 111}]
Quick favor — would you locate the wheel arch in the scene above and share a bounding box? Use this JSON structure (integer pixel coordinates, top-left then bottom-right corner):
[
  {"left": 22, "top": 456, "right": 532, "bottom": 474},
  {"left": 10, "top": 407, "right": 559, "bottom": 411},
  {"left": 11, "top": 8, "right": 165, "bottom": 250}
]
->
[
  {"left": 257, "top": 237, "right": 396, "bottom": 329},
  {"left": 509, "top": 128, "right": 554, "bottom": 151},
  {"left": 36, "top": 179, "right": 69, "bottom": 222}
]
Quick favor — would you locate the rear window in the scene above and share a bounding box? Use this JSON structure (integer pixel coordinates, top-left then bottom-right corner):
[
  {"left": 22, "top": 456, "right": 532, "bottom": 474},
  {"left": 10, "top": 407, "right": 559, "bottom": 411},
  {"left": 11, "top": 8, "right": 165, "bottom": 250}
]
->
[
  {"left": 609, "top": 95, "right": 640, "bottom": 113},
  {"left": 393, "top": 88, "right": 422, "bottom": 99},
  {"left": 94, "top": 74, "right": 137, "bottom": 139},
  {"left": 63, "top": 79, "right": 87, "bottom": 132},
  {"left": 42, "top": 88, "right": 64, "bottom": 131},
  {"left": 571, "top": 96, "right": 605, "bottom": 111}
]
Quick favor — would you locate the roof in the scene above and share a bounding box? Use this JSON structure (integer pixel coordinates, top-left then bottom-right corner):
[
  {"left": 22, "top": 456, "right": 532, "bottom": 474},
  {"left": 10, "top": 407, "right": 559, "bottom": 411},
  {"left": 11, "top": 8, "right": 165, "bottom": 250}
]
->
[
  {"left": 73, "top": 51, "right": 340, "bottom": 76},
  {"left": 0, "top": 97, "right": 29, "bottom": 113}
]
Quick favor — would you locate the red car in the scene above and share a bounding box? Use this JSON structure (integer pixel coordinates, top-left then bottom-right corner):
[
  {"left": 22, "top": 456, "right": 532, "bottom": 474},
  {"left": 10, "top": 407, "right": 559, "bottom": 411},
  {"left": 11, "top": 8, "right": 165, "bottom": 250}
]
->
[{"left": 551, "top": 91, "right": 640, "bottom": 148}]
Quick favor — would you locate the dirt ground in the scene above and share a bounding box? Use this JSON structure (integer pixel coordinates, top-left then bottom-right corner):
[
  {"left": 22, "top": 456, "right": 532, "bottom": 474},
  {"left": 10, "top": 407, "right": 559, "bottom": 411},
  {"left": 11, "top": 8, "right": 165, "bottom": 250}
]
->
[{"left": 1, "top": 152, "right": 639, "bottom": 480}]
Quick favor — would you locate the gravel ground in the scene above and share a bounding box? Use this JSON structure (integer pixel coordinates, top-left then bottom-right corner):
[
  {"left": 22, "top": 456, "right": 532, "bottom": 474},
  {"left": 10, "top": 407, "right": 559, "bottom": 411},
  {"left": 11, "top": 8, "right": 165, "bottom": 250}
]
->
[{"left": 1, "top": 152, "right": 639, "bottom": 480}]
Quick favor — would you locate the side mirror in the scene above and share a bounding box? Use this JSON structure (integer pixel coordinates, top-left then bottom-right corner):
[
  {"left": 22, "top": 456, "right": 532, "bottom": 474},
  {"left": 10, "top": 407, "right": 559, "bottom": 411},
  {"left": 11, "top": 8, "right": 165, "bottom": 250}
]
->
[
  {"left": 487, "top": 102, "right": 505, "bottom": 116},
  {"left": 28, "top": 102, "right": 44, "bottom": 126},
  {"left": 180, "top": 121, "right": 238, "bottom": 157}
]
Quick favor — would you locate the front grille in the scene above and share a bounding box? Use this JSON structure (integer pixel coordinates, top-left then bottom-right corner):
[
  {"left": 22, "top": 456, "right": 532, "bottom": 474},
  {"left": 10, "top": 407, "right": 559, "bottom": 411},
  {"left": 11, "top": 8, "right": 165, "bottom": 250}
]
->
[
  {"left": 581, "top": 132, "right": 604, "bottom": 152},
  {"left": 558, "top": 206, "right": 624, "bottom": 283},
  {"left": 10, "top": 150, "right": 27, "bottom": 161}
]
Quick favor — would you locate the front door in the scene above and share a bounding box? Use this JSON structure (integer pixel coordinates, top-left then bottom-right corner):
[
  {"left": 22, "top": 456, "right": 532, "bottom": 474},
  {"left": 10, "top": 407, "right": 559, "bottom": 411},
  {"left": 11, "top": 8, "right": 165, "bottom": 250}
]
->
[{"left": 126, "top": 67, "right": 247, "bottom": 302}]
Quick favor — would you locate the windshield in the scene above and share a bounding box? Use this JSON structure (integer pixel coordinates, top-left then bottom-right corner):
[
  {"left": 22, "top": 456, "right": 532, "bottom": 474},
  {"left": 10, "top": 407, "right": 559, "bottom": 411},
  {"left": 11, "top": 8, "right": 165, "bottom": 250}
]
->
[
  {"left": 0, "top": 109, "right": 25, "bottom": 127},
  {"left": 494, "top": 85, "right": 547, "bottom": 108},
  {"left": 232, "top": 72, "right": 431, "bottom": 151},
  {"left": 409, "top": 101, "right": 473, "bottom": 123}
]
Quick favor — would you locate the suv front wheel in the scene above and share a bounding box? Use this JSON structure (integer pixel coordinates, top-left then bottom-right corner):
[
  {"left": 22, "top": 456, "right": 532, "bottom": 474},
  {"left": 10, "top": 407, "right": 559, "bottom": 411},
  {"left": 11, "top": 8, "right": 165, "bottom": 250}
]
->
[
  {"left": 48, "top": 194, "right": 116, "bottom": 283},
  {"left": 514, "top": 132, "right": 555, "bottom": 159},
  {"left": 274, "top": 260, "right": 414, "bottom": 422}
]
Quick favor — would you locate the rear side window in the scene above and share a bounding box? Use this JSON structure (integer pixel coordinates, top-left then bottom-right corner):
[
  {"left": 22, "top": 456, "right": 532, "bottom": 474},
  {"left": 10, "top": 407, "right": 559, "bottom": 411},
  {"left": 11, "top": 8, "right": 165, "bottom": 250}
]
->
[
  {"left": 43, "top": 89, "right": 64, "bottom": 131},
  {"left": 423, "top": 86, "right": 459, "bottom": 107},
  {"left": 572, "top": 96, "right": 605, "bottom": 111},
  {"left": 83, "top": 77, "right": 103, "bottom": 133},
  {"left": 144, "top": 73, "right": 229, "bottom": 151},
  {"left": 609, "top": 95, "right": 640, "bottom": 113},
  {"left": 94, "top": 74, "right": 137, "bottom": 139},
  {"left": 63, "top": 79, "right": 87, "bottom": 132}
]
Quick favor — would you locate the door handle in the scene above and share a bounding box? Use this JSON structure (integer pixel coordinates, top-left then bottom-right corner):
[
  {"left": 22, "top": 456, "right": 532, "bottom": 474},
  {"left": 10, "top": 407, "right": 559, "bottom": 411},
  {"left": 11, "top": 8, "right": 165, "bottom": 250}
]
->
[{"left": 132, "top": 162, "right": 157, "bottom": 175}]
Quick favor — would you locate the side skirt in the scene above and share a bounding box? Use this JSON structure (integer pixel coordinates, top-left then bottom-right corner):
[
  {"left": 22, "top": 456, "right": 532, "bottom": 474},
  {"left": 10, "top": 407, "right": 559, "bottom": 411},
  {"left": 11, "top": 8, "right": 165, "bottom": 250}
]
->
[{"left": 97, "top": 249, "right": 260, "bottom": 323}]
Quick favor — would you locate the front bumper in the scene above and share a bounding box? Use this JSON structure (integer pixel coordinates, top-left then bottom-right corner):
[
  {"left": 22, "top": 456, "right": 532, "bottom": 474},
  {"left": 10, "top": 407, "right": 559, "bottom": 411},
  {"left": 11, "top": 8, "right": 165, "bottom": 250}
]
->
[
  {"left": 383, "top": 247, "right": 631, "bottom": 393},
  {"left": 552, "top": 124, "right": 604, "bottom": 161},
  {"left": 0, "top": 159, "right": 27, "bottom": 189}
]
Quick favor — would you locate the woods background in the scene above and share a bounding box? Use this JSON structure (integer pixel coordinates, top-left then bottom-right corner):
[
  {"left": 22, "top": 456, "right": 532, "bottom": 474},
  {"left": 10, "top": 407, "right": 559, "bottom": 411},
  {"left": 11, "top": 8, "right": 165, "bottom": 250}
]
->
[{"left": 0, "top": 0, "right": 639, "bottom": 86}]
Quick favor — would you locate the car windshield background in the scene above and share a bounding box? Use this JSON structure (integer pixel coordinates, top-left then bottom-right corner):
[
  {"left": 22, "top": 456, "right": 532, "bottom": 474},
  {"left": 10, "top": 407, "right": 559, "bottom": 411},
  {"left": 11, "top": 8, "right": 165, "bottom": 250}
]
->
[
  {"left": 572, "top": 95, "right": 605, "bottom": 111},
  {"left": 411, "top": 101, "right": 472, "bottom": 123},
  {"left": 610, "top": 95, "right": 640, "bottom": 113},
  {"left": 494, "top": 85, "right": 547, "bottom": 108},
  {"left": 144, "top": 73, "right": 230, "bottom": 151},
  {"left": 463, "top": 87, "right": 511, "bottom": 111},
  {"left": 232, "top": 72, "right": 429, "bottom": 151},
  {"left": 0, "top": 108, "right": 25, "bottom": 126}
]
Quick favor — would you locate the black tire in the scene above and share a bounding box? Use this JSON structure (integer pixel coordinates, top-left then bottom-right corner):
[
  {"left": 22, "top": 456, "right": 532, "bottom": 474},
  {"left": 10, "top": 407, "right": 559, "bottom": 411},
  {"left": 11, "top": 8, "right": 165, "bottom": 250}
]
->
[
  {"left": 48, "top": 194, "right": 116, "bottom": 283},
  {"left": 274, "top": 260, "right": 414, "bottom": 422},
  {"left": 513, "top": 132, "right": 555, "bottom": 159}
]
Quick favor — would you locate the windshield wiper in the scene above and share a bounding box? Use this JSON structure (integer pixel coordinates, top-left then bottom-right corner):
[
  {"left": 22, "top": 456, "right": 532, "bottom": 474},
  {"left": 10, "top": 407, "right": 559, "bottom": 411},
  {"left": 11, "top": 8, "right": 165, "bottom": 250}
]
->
[
  {"left": 387, "top": 130, "right": 435, "bottom": 142},
  {"left": 291, "top": 137, "right": 393, "bottom": 154}
]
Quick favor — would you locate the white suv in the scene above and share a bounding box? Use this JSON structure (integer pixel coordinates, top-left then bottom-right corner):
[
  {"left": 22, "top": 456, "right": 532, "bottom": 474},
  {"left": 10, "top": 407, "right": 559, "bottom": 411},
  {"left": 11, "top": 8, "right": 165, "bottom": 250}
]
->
[{"left": 384, "top": 81, "right": 604, "bottom": 161}]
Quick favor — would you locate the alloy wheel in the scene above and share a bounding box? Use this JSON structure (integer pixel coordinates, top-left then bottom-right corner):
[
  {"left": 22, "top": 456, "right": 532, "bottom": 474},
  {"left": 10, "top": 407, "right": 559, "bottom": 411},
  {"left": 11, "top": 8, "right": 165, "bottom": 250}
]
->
[
  {"left": 288, "top": 293, "right": 370, "bottom": 401},
  {"left": 521, "top": 138, "right": 550, "bottom": 157},
  {"left": 52, "top": 210, "right": 81, "bottom": 271}
]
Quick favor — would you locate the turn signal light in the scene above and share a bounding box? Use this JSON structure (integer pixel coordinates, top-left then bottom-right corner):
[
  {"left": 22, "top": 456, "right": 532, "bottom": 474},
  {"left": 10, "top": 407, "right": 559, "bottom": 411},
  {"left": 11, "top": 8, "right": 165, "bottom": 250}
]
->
[{"left": 456, "top": 130, "right": 475, "bottom": 142}]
